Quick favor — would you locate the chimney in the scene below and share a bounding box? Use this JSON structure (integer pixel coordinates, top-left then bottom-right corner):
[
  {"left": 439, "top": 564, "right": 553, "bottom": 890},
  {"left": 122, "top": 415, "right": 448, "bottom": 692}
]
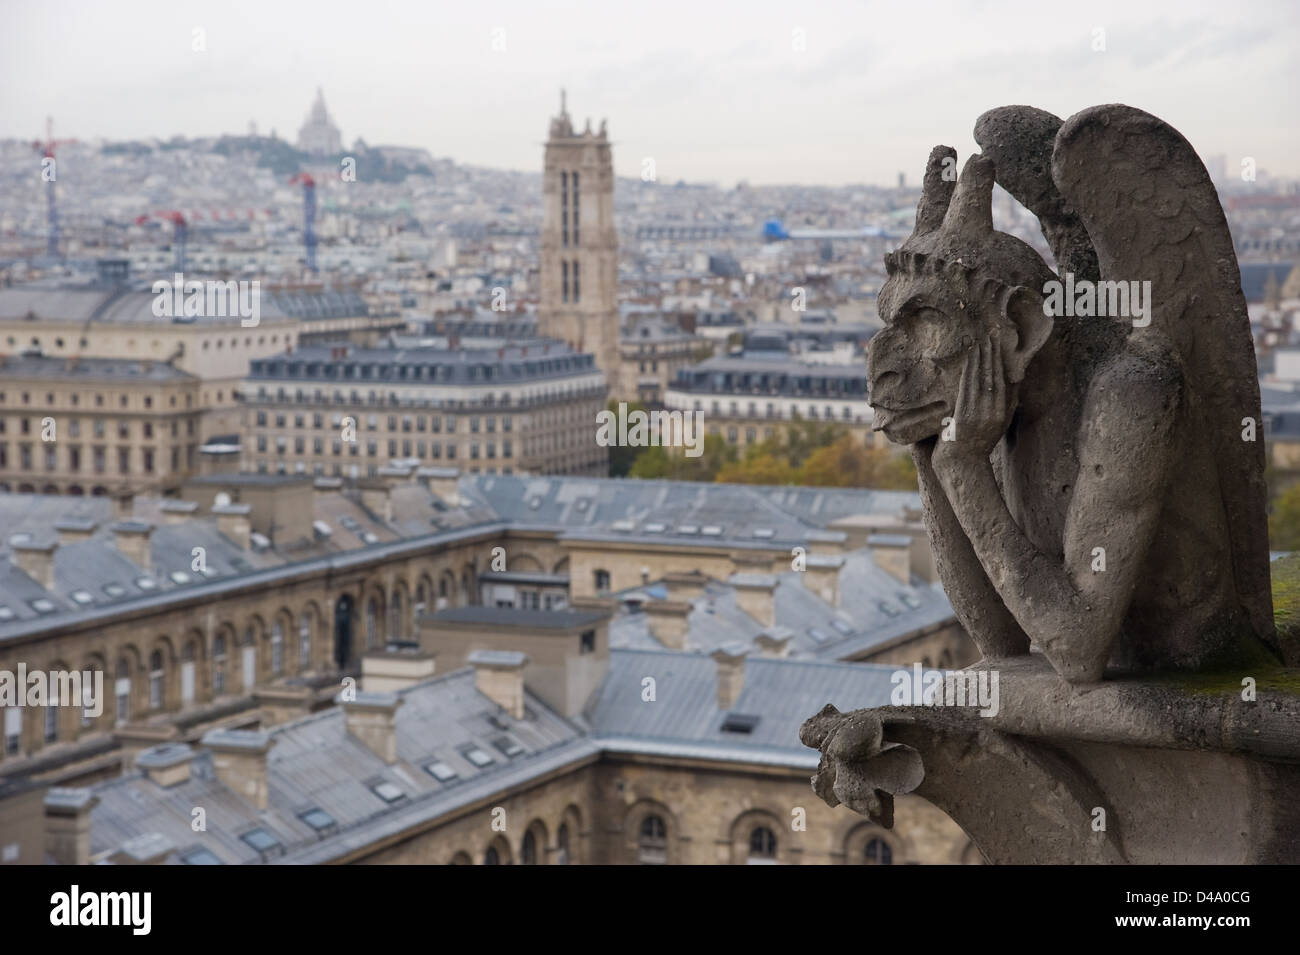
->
[
  {"left": 44, "top": 788, "right": 99, "bottom": 865},
  {"left": 802, "top": 553, "right": 843, "bottom": 607},
  {"left": 340, "top": 691, "right": 404, "bottom": 764},
  {"left": 53, "top": 516, "right": 96, "bottom": 545},
  {"left": 112, "top": 490, "right": 135, "bottom": 520},
  {"left": 212, "top": 502, "right": 251, "bottom": 550},
  {"left": 376, "top": 463, "right": 414, "bottom": 488},
  {"left": 663, "top": 570, "right": 708, "bottom": 603},
  {"left": 160, "top": 500, "right": 199, "bottom": 525},
  {"left": 729, "top": 572, "right": 776, "bottom": 627},
  {"left": 136, "top": 742, "right": 194, "bottom": 787},
  {"left": 643, "top": 599, "right": 691, "bottom": 650},
  {"left": 418, "top": 466, "right": 461, "bottom": 507},
  {"left": 11, "top": 539, "right": 57, "bottom": 589},
  {"left": 361, "top": 647, "right": 437, "bottom": 693},
  {"left": 468, "top": 649, "right": 528, "bottom": 719},
  {"left": 754, "top": 628, "right": 793, "bottom": 658},
  {"left": 111, "top": 520, "right": 153, "bottom": 571},
  {"left": 110, "top": 832, "right": 174, "bottom": 865},
  {"left": 711, "top": 644, "right": 747, "bottom": 710},
  {"left": 868, "top": 534, "right": 913, "bottom": 584},
  {"left": 201, "top": 728, "right": 274, "bottom": 809},
  {"left": 806, "top": 528, "right": 848, "bottom": 556},
  {"left": 359, "top": 480, "right": 392, "bottom": 523}
]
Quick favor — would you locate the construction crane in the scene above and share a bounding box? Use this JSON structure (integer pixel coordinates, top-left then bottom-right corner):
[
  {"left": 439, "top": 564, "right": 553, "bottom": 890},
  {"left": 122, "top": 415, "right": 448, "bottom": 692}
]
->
[
  {"left": 289, "top": 173, "right": 319, "bottom": 272},
  {"left": 135, "top": 211, "right": 189, "bottom": 272},
  {"left": 31, "top": 116, "right": 78, "bottom": 259}
]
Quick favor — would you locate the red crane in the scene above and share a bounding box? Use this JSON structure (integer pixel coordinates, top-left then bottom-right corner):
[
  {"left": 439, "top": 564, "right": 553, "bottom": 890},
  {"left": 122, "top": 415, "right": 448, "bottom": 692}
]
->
[{"left": 31, "top": 116, "right": 78, "bottom": 258}]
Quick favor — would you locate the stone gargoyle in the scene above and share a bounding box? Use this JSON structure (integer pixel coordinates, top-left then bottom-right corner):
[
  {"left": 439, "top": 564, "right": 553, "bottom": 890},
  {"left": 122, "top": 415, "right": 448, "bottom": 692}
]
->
[
  {"left": 866, "top": 103, "right": 1288, "bottom": 684},
  {"left": 798, "top": 106, "right": 1300, "bottom": 862}
]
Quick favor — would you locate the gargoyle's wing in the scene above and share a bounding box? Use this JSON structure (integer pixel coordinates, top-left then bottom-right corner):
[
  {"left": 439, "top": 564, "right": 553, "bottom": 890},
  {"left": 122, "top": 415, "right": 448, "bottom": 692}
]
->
[
  {"left": 974, "top": 105, "right": 1099, "bottom": 283},
  {"left": 1051, "top": 104, "right": 1276, "bottom": 652}
]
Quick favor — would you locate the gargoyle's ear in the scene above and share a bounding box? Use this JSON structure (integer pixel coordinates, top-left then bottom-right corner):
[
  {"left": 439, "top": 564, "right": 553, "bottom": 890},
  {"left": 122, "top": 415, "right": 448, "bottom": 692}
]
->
[{"left": 1001, "top": 285, "right": 1052, "bottom": 383}]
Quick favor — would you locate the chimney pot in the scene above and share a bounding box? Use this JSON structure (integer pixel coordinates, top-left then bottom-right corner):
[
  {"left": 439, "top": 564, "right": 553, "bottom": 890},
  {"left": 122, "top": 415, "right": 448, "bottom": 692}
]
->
[
  {"left": 339, "top": 691, "right": 404, "bottom": 763},
  {"left": 111, "top": 520, "right": 154, "bottom": 572},
  {"left": 711, "top": 644, "right": 747, "bottom": 710},
  {"left": 44, "top": 788, "right": 99, "bottom": 865},
  {"left": 201, "top": 728, "right": 274, "bottom": 809},
  {"left": 11, "top": 538, "right": 57, "bottom": 589}
]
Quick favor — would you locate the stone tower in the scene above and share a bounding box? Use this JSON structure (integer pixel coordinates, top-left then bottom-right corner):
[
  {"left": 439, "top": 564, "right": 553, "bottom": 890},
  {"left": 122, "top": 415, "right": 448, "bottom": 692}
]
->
[{"left": 539, "top": 91, "right": 620, "bottom": 383}]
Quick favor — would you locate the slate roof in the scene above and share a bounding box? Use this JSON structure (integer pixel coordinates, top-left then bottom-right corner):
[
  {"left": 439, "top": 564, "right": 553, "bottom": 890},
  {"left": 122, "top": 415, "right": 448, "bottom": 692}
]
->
[
  {"left": 89, "top": 666, "right": 592, "bottom": 865},
  {"left": 87, "top": 647, "right": 910, "bottom": 863},
  {"left": 0, "top": 355, "right": 196, "bottom": 382},
  {"left": 609, "top": 550, "right": 953, "bottom": 659}
]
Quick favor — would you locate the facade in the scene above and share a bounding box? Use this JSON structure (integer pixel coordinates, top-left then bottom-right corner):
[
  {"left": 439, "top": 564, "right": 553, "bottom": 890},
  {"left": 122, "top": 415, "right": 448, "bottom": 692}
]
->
[
  {"left": 538, "top": 95, "right": 621, "bottom": 386},
  {"left": 617, "top": 312, "right": 704, "bottom": 403},
  {"left": 238, "top": 343, "right": 609, "bottom": 477},
  {"left": 296, "top": 87, "right": 343, "bottom": 157},
  {"left": 664, "top": 354, "right": 881, "bottom": 452},
  {"left": 0, "top": 355, "right": 201, "bottom": 496}
]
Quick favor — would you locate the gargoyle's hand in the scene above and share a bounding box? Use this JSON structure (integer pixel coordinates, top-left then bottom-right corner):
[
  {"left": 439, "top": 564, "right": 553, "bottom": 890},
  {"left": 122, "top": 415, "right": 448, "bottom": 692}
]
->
[
  {"left": 933, "top": 335, "right": 1012, "bottom": 470},
  {"left": 799, "top": 705, "right": 924, "bottom": 828}
]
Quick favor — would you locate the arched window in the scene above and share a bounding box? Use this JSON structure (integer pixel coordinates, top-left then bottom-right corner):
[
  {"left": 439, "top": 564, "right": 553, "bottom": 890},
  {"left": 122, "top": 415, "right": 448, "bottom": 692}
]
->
[
  {"left": 241, "top": 625, "right": 257, "bottom": 690},
  {"left": 864, "top": 838, "right": 893, "bottom": 865},
  {"left": 149, "top": 650, "right": 165, "bottom": 710},
  {"left": 44, "top": 703, "right": 57, "bottom": 743},
  {"left": 390, "top": 591, "right": 404, "bottom": 641},
  {"left": 638, "top": 815, "right": 667, "bottom": 865},
  {"left": 212, "top": 635, "right": 227, "bottom": 696},
  {"left": 299, "top": 613, "right": 312, "bottom": 671},
  {"left": 366, "top": 599, "right": 379, "bottom": 649},
  {"left": 484, "top": 847, "right": 500, "bottom": 866},
  {"left": 556, "top": 823, "right": 570, "bottom": 865},
  {"left": 522, "top": 830, "right": 537, "bottom": 865},
  {"left": 749, "top": 826, "right": 777, "bottom": 862},
  {"left": 114, "top": 657, "right": 131, "bottom": 725},
  {"left": 271, "top": 622, "right": 284, "bottom": 676}
]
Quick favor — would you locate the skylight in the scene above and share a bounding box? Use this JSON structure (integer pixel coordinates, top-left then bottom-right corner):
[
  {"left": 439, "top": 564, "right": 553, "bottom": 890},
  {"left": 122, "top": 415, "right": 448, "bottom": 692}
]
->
[
  {"left": 240, "top": 828, "right": 283, "bottom": 857},
  {"left": 831, "top": 619, "right": 853, "bottom": 635},
  {"left": 169, "top": 571, "right": 191, "bottom": 585},
  {"left": 299, "top": 808, "right": 337, "bottom": 833},
  {"left": 753, "top": 528, "right": 775, "bottom": 539},
  {"left": 30, "top": 599, "right": 56, "bottom": 614},
  {"left": 721, "top": 713, "right": 761, "bottom": 734},
  {"left": 135, "top": 577, "right": 157, "bottom": 591},
  {"left": 0, "top": 606, "right": 14, "bottom": 621},
  {"left": 70, "top": 591, "right": 94, "bottom": 605},
  {"left": 492, "top": 736, "right": 525, "bottom": 758},
  {"left": 463, "top": 746, "right": 494, "bottom": 768},
  {"left": 701, "top": 525, "right": 723, "bottom": 536},
  {"left": 877, "top": 600, "right": 900, "bottom": 617},
  {"left": 371, "top": 781, "right": 405, "bottom": 803},
  {"left": 900, "top": 593, "right": 922, "bottom": 609},
  {"left": 807, "top": 627, "right": 829, "bottom": 643},
  {"left": 425, "top": 761, "right": 458, "bottom": 783},
  {"left": 180, "top": 847, "right": 223, "bottom": 865},
  {"left": 102, "top": 583, "right": 127, "bottom": 598},
  {"left": 644, "top": 522, "right": 666, "bottom": 533}
]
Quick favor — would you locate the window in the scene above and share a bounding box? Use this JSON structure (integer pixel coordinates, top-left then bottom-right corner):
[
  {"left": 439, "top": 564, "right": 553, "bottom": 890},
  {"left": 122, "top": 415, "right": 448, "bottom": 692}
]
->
[
  {"left": 556, "top": 823, "right": 570, "bottom": 865},
  {"left": 180, "top": 847, "right": 223, "bottom": 865},
  {"left": 425, "top": 761, "right": 458, "bottom": 783},
  {"left": 114, "top": 658, "right": 131, "bottom": 725},
  {"left": 749, "top": 826, "right": 777, "bottom": 862},
  {"left": 240, "top": 827, "right": 284, "bottom": 859},
  {"left": 594, "top": 570, "right": 610, "bottom": 595},
  {"left": 271, "top": 622, "right": 284, "bottom": 675},
  {"left": 370, "top": 780, "right": 406, "bottom": 804},
  {"left": 149, "top": 650, "right": 164, "bottom": 710},
  {"left": 298, "top": 614, "right": 312, "bottom": 671},
  {"left": 638, "top": 815, "right": 667, "bottom": 865},
  {"left": 213, "top": 634, "right": 227, "bottom": 695},
  {"left": 492, "top": 736, "right": 524, "bottom": 758},
  {"left": 522, "top": 830, "right": 538, "bottom": 865},
  {"left": 299, "top": 808, "right": 337, "bottom": 835},
  {"left": 864, "top": 838, "right": 893, "bottom": 865},
  {"left": 579, "top": 630, "right": 596, "bottom": 654},
  {"left": 44, "top": 704, "right": 57, "bottom": 743},
  {"left": 3, "top": 707, "right": 21, "bottom": 755},
  {"left": 484, "top": 846, "right": 501, "bottom": 866},
  {"left": 562, "top": 260, "right": 569, "bottom": 302}
]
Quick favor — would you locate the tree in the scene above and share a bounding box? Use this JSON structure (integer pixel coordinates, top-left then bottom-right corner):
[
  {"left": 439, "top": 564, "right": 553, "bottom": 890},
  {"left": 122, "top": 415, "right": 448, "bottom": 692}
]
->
[
  {"left": 605, "top": 399, "right": 648, "bottom": 477},
  {"left": 794, "top": 434, "right": 917, "bottom": 490}
]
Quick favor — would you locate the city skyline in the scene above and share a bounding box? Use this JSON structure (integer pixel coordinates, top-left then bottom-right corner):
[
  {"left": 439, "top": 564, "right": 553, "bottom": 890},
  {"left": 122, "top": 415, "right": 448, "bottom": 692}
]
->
[{"left": 2, "top": 0, "right": 1298, "bottom": 187}]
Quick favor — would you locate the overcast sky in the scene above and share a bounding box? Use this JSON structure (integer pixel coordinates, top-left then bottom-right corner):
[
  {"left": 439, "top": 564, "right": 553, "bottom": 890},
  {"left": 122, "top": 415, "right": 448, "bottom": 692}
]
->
[{"left": 2, "top": 0, "right": 1297, "bottom": 186}]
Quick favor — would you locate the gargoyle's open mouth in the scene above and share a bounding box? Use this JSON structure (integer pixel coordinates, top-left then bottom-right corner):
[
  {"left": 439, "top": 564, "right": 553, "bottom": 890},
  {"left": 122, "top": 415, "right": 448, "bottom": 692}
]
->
[{"left": 872, "top": 400, "right": 946, "bottom": 432}]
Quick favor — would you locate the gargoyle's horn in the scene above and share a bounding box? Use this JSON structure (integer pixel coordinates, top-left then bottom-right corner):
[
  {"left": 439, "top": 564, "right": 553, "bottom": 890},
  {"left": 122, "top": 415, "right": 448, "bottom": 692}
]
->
[
  {"left": 941, "top": 154, "right": 996, "bottom": 237},
  {"left": 912, "top": 145, "right": 957, "bottom": 239}
]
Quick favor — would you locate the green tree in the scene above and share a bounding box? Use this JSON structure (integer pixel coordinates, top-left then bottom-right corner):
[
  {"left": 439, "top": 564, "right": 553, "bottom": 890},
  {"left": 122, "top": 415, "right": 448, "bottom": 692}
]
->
[
  {"left": 1269, "top": 480, "right": 1300, "bottom": 550},
  {"left": 605, "top": 399, "right": 648, "bottom": 477}
]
